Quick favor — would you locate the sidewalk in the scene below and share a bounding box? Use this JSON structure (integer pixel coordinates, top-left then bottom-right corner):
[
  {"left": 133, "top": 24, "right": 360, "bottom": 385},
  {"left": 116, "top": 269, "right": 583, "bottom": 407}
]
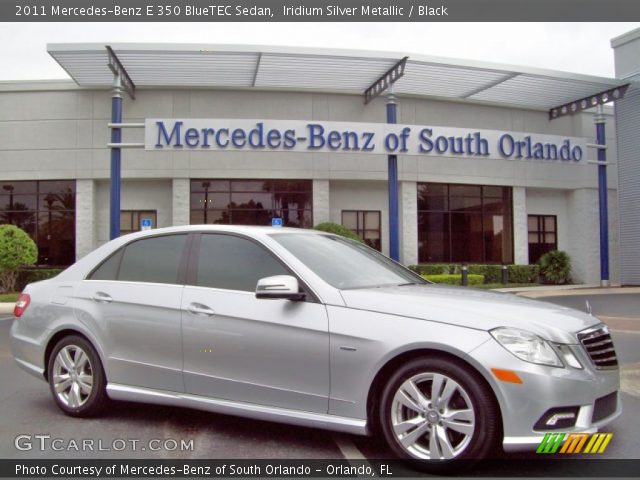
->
[
  {"left": 496, "top": 284, "right": 640, "bottom": 333},
  {"left": 495, "top": 284, "right": 640, "bottom": 298},
  {"left": 0, "top": 303, "right": 14, "bottom": 315}
]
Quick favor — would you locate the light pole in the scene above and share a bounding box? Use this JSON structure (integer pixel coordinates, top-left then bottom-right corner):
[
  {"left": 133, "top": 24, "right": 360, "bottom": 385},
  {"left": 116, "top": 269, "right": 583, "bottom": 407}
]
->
[
  {"left": 202, "top": 181, "right": 211, "bottom": 224},
  {"left": 44, "top": 193, "right": 55, "bottom": 264},
  {"left": 2, "top": 185, "right": 14, "bottom": 224}
]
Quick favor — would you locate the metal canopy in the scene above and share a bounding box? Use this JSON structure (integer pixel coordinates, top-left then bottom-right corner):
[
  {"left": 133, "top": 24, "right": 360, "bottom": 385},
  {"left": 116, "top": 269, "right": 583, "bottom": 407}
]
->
[{"left": 47, "top": 43, "right": 624, "bottom": 111}]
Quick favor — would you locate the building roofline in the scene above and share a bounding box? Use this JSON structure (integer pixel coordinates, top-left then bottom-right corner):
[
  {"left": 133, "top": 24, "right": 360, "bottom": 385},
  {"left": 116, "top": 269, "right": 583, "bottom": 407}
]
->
[
  {"left": 47, "top": 42, "right": 620, "bottom": 86},
  {"left": 611, "top": 28, "right": 640, "bottom": 48}
]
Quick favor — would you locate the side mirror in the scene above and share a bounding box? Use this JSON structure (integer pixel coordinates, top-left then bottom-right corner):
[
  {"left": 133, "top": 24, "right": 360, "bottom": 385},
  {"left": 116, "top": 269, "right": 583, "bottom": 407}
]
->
[{"left": 255, "top": 275, "right": 305, "bottom": 301}]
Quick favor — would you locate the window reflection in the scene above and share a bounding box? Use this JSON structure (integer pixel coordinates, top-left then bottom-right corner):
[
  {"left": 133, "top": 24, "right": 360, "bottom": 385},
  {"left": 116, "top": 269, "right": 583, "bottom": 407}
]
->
[
  {"left": 0, "top": 180, "right": 75, "bottom": 266},
  {"left": 190, "top": 179, "right": 313, "bottom": 228},
  {"left": 417, "top": 183, "right": 513, "bottom": 264}
]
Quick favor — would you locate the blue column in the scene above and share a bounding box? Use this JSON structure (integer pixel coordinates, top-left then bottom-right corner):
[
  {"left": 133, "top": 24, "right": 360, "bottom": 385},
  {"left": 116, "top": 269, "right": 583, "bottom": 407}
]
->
[
  {"left": 387, "top": 88, "right": 400, "bottom": 261},
  {"left": 595, "top": 105, "right": 609, "bottom": 286},
  {"left": 110, "top": 77, "right": 123, "bottom": 240}
]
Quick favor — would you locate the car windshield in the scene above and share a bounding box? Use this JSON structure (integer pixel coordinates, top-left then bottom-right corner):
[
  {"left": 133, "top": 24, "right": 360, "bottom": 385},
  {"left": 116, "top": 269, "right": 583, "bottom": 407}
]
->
[{"left": 271, "top": 233, "right": 427, "bottom": 290}]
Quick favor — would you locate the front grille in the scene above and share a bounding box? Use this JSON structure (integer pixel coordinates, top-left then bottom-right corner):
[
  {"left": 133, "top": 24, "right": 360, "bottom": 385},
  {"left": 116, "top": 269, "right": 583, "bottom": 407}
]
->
[{"left": 577, "top": 325, "right": 618, "bottom": 369}]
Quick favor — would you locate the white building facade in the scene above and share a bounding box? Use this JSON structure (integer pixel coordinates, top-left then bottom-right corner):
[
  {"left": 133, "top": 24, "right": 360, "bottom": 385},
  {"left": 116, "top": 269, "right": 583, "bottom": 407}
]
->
[{"left": 0, "top": 44, "right": 624, "bottom": 284}]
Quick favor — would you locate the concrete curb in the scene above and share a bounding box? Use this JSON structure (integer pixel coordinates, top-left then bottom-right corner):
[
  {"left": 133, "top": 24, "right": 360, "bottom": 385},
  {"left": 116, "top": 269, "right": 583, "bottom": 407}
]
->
[
  {"left": 0, "top": 303, "right": 15, "bottom": 315},
  {"left": 511, "top": 287, "right": 640, "bottom": 298}
]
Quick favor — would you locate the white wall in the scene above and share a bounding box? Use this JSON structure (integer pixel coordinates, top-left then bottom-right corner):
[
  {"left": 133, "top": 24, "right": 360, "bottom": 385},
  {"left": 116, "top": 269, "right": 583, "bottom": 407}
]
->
[
  {"left": 329, "top": 180, "right": 388, "bottom": 255},
  {"left": 0, "top": 82, "right": 620, "bottom": 271},
  {"left": 527, "top": 187, "right": 619, "bottom": 284},
  {"left": 95, "top": 179, "right": 173, "bottom": 246}
]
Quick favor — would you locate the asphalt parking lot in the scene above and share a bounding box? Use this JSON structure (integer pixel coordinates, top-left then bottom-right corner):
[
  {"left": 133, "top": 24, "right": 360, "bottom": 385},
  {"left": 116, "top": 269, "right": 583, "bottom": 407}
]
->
[{"left": 1, "top": 292, "right": 639, "bottom": 473}]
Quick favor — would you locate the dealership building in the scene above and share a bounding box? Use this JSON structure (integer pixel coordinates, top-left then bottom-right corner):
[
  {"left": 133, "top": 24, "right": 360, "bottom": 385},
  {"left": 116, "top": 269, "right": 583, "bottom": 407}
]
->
[{"left": 1, "top": 38, "right": 638, "bottom": 284}]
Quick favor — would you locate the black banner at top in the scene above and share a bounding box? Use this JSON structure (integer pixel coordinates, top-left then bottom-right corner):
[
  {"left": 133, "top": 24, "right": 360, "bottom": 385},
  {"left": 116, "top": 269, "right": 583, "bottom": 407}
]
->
[{"left": 3, "top": 0, "right": 640, "bottom": 22}]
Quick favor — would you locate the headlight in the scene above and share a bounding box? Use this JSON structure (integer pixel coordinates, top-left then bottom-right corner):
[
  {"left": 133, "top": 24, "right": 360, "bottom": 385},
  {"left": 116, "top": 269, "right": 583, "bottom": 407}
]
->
[{"left": 490, "top": 327, "right": 562, "bottom": 367}]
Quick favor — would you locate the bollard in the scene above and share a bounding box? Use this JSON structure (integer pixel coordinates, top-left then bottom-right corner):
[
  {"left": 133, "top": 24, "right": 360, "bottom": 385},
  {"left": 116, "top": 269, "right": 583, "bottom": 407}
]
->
[
  {"left": 502, "top": 264, "right": 509, "bottom": 285},
  {"left": 461, "top": 264, "right": 468, "bottom": 287}
]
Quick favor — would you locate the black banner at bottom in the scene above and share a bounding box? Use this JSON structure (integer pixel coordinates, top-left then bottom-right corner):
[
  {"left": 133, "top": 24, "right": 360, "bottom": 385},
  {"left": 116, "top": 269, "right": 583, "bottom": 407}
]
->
[{"left": 3, "top": 459, "right": 640, "bottom": 478}]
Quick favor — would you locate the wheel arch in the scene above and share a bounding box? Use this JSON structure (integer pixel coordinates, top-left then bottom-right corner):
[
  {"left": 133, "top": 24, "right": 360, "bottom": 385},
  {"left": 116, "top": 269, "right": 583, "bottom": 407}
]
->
[
  {"left": 43, "top": 327, "right": 106, "bottom": 382},
  {"left": 365, "top": 347, "right": 503, "bottom": 439}
]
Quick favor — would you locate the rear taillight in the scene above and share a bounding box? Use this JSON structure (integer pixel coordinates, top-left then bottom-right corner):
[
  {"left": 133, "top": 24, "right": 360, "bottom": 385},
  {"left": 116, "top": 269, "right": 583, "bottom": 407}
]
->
[{"left": 14, "top": 293, "right": 30, "bottom": 317}]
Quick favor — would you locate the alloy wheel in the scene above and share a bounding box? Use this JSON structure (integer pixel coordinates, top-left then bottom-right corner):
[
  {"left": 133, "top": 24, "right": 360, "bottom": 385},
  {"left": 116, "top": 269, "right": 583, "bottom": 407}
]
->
[
  {"left": 52, "top": 344, "right": 94, "bottom": 408},
  {"left": 390, "top": 372, "right": 476, "bottom": 460}
]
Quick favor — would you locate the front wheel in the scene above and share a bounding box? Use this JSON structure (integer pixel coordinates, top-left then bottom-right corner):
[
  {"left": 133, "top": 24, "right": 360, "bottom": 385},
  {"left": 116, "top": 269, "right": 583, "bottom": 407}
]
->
[
  {"left": 47, "top": 335, "right": 108, "bottom": 417},
  {"left": 379, "top": 357, "right": 501, "bottom": 469}
]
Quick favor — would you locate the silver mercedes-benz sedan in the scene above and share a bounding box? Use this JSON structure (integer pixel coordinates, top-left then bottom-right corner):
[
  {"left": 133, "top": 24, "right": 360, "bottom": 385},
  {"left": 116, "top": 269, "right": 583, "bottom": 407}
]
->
[{"left": 11, "top": 225, "right": 620, "bottom": 467}]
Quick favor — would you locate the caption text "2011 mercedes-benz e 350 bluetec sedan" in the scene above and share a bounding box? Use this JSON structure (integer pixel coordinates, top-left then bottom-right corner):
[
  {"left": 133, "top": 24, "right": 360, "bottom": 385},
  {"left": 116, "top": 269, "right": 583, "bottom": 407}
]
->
[{"left": 11, "top": 226, "right": 620, "bottom": 468}]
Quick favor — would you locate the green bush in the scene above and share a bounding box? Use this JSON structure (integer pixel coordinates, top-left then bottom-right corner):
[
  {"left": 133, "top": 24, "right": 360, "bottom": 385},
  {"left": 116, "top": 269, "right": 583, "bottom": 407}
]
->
[
  {"left": 0, "top": 225, "right": 38, "bottom": 293},
  {"left": 16, "top": 267, "right": 63, "bottom": 292},
  {"left": 538, "top": 250, "right": 571, "bottom": 284},
  {"left": 408, "top": 264, "right": 453, "bottom": 275},
  {"left": 467, "top": 265, "right": 502, "bottom": 283},
  {"left": 508, "top": 264, "right": 539, "bottom": 284},
  {"left": 421, "top": 274, "right": 484, "bottom": 286},
  {"left": 313, "top": 222, "right": 362, "bottom": 242}
]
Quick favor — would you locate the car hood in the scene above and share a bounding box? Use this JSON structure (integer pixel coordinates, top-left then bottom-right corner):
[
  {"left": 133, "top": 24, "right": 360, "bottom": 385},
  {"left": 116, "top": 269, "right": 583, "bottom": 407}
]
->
[{"left": 339, "top": 284, "right": 601, "bottom": 344}]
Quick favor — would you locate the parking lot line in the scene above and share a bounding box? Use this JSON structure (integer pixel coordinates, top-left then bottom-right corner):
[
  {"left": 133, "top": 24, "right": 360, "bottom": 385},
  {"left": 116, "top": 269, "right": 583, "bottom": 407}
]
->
[{"left": 332, "top": 434, "right": 367, "bottom": 460}]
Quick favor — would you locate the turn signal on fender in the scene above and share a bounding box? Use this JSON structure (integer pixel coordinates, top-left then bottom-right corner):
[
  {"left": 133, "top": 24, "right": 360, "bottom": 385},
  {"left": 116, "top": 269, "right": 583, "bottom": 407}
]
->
[{"left": 491, "top": 368, "right": 523, "bottom": 384}]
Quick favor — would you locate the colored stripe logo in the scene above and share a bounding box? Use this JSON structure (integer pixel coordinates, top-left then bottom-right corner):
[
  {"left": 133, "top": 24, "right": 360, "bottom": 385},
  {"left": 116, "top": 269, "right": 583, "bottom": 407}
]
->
[{"left": 537, "top": 433, "right": 613, "bottom": 454}]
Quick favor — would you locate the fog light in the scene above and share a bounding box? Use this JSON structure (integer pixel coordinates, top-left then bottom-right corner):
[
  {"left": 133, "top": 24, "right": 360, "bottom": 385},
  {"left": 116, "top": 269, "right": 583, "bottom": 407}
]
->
[
  {"left": 546, "top": 412, "right": 576, "bottom": 426},
  {"left": 534, "top": 406, "right": 580, "bottom": 431}
]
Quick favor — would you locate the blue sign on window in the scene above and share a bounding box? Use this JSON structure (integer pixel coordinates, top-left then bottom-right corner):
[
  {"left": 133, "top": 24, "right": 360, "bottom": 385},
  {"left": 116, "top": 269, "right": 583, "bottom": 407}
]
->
[
  {"left": 140, "top": 218, "right": 153, "bottom": 231},
  {"left": 271, "top": 218, "right": 283, "bottom": 227}
]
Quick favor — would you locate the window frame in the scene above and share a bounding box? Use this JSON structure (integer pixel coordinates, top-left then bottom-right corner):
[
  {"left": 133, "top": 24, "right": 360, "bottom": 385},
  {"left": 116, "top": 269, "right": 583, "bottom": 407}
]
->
[
  {"left": 341, "top": 210, "right": 382, "bottom": 251},
  {"left": 189, "top": 179, "right": 313, "bottom": 228},
  {"left": 527, "top": 214, "right": 558, "bottom": 263},
  {"left": 0, "top": 179, "right": 76, "bottom": 266},
  {"left": 85, "top": 230, "right": 320, "bottom": 302},
  {"left": 417, "top": 182, "right": 514, "bottom": 264},
  {"left": 120, "top": 210, "right": 158, "bottom": 236},
  {"left": 85, "top": 233, "right": 192, "bottom": 286},
  {"left": 186, "top": 232, "right": 320, "bottom": 303}
]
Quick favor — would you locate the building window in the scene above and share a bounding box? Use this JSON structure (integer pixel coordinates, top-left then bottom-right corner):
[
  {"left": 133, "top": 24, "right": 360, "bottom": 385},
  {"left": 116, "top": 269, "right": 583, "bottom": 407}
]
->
[
  {"left": 120, "top": 210, "right": 158, "bottom": 235},
  {"left": 417, "top": 183, "right": 513, "bottom": 264},
  {"left": 342, "top": 210, "right": 382, "bottom": 251},
  {"left": 0, "top": 180, "right": 75, "bottom": 266},
  {"left": 528, "top": 215, "right": 557, "bottom": 264},
  {"left": 190, "top": 180, "right": 312, "bottom": 228}
]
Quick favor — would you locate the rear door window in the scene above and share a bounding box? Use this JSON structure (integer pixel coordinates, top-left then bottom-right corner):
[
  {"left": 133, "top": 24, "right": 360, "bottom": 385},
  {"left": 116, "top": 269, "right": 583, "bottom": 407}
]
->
[{"left": 117, "top": 234, "right": 188, "bottom": 285}]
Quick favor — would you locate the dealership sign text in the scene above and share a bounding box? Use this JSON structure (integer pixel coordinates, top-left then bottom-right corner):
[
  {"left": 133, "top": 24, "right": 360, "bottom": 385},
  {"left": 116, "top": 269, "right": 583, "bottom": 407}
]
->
[{"left": 146, "top": 119, "right": 585, "bottom": 162}]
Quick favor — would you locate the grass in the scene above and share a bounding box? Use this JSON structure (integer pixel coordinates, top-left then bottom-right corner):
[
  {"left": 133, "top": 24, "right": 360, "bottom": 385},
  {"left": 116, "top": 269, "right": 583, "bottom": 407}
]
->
[
  {"left": 476, "top": 283, "right": 540, "bottom": 290},
  {"left": 0, "top": 293, "right": 19, "bottom": 303}
]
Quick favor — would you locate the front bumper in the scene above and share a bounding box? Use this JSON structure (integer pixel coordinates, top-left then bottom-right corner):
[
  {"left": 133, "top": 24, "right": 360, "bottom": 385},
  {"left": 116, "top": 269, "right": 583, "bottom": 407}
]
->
[{"left": 469, "top": 338, "right": 622, "bottom": 452}]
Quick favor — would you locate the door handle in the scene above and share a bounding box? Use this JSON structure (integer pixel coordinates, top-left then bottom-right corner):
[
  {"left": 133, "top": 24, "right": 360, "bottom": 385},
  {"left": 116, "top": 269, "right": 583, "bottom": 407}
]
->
[
  {"left": 188, "top": 303, "right": 215, "bottom": 316},
  {"left": 92, "top": 291, "right": 113, "bottom": 303}
]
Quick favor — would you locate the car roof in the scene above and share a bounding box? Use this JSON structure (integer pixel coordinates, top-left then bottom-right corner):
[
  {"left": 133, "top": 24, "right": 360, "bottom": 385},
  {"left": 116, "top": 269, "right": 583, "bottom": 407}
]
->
[{"left": 119, "top": 224, "right": 324, "bottom": 240}]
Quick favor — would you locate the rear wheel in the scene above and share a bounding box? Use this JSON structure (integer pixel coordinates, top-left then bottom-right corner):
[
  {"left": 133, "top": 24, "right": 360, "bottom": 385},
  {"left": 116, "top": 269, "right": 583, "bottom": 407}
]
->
[
  {"left": 47, "top": 335, "right": 108, "bottom": 417},
  {"left": 379, "top": 357, "right": 500, "bottom": 470}
]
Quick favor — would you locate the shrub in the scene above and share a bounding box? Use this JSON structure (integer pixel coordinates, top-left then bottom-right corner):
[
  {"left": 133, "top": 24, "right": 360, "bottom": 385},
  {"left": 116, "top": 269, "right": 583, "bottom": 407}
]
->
[
  {"left": 538, "top": 250, "right": 571, "bottom": 284},
  {"left": 408, "top": 264, "right": 452, "bottom": 275},
  {"left": 421, "top": 274, "right": 484, "bottom": 286},
  {"left": 0, "top": 225, "right": 38, "bottom": 292},
  {"left": 313, "top": 222, "right": 362, "bottom": 242},
  {"left": 508, "top": 264, "right": 539, "bottom": 284},
  {"left": 16, "top": 267, "right": 63, "bottom": 292},
  {"left": 467, "top": 265, "right": 502, "bottom": 283}
]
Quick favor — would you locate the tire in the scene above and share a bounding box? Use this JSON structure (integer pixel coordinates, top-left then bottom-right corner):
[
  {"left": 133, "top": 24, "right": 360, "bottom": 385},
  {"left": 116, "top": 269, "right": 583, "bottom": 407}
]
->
[
  {"left": 47, "top": 335, "right": 108, "bottom": 417},
  {"left": 379, "top": 356, "right": 500, "bottom": 471}
]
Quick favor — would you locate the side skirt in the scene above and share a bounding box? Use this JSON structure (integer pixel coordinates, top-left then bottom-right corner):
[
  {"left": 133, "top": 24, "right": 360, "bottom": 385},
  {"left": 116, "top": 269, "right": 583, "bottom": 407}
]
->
[{"left": 106, "top": 383, "right": 368, "bottom": 436}]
